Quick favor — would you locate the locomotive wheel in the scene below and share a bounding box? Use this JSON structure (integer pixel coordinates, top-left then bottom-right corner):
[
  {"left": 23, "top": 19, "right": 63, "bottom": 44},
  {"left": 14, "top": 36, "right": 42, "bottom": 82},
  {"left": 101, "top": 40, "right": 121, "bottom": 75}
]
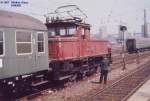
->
[
  {"left": 0, "top": 91, "right": 5, "bottom": 101},
  {"left": 77, "top": 73, "right": 83, "bottom": 80},
  {"left": 82, "top": 72, "right": 86, "bottom": 77},
  {"left": 0, "top": 85, "right": 15, "bottom": 100}
]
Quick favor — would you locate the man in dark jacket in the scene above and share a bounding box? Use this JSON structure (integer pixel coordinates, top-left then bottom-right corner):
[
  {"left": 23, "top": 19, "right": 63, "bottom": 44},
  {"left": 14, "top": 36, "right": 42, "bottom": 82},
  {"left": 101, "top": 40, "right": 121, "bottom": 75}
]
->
[{"left": 99, "top": 57, "right": 109, "bottom": 84}]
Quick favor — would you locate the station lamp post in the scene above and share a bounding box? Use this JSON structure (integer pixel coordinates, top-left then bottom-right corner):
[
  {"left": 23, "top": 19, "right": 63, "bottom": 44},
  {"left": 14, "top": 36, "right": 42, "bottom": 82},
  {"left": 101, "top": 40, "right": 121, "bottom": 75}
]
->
[{"left": 120, "top": 25, "right": 127, "bottom": 70}]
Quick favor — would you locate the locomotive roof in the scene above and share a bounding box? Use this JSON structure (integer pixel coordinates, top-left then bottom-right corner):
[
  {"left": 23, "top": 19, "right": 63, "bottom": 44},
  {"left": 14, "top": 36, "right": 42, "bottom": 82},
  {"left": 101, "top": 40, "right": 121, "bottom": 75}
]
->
[
  {"left": 46, "top": 19, "right": 90, "bottom": 29},
  {"left": 0, "top": 10, "right": 47, "bottom": 31}
]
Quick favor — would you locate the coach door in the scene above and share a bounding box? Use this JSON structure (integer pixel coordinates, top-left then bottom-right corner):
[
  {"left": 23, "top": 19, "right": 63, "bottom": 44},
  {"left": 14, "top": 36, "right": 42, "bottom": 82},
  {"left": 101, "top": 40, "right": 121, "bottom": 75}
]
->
[
  {"left": 16, "top": 31, "right": 36, "bottom": 73},
  {"left": 35, "top": 32, "right": 46, "bottom": 69}
]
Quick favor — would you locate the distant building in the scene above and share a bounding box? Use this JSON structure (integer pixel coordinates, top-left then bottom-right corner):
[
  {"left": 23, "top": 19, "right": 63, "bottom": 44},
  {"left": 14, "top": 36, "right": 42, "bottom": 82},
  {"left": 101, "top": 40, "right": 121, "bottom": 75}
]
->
[
  {"left": 92, "top": 33, "right": 101, "bottom": 39},
  {"left": 133, "top": 33, "right": 143, "bottom": 37},
  {"left": 107, "top": 34, "right": 118, "bottom": 44},
  {"left": 99, "top": 26, "right": 108, "bottom": 39},
  {"left": 141, "top": 23, "right": 150, "bottom": 37}
]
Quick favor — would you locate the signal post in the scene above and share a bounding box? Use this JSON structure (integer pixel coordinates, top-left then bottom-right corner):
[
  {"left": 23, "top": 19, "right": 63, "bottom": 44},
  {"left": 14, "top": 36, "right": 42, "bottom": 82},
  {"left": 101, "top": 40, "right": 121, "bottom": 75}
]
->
[{"left": 120, "top": 25, "right": 127, "bottom": 70}]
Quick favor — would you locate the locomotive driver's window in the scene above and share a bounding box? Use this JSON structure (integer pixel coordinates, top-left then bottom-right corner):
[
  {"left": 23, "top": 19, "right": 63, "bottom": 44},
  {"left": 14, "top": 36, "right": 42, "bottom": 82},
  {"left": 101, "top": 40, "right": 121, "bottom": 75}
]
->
[
  {"left": 67, "top": 27, "right": 75, "bottom": 35},
  {"left": 0, "top": 31, "right": 4, "bottom": 55},
  {"left": 55, "top": 27, "right": 60, "bottom": 36},
  {"left": 81, "top": 28, "right": 85, "bottom": 39},
  {"left": 85, "top": 28, "right": 90, "bottom": 34},
  {"left": 16, "top": 31, "right": 32, "bottom": 55},
  {"left": 48, "top": 28, "right": 55, "bottom": 37},
  {"left": 37, "top": 32, "right": 45, "bottom": 53},
  {"left": 60, "top": 27, "right": 66, "bottom": 36}
]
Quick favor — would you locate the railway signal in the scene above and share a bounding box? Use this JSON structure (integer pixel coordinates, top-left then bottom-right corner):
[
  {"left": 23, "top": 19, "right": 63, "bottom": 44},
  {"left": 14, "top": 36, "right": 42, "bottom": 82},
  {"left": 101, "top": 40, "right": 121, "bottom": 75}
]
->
[
  {"left": 120, "top": 25, "right": 127, "bottom": 70},
  {"left": 120, "top": 26, "right": 127, "bottom": 31}
]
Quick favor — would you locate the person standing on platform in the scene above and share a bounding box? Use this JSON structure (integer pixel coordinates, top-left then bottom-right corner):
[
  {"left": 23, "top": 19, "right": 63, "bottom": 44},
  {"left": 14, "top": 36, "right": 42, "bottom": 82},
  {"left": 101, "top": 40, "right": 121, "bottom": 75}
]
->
[{"left": 99, "top": 57, "right": 109, "bottom": 84}]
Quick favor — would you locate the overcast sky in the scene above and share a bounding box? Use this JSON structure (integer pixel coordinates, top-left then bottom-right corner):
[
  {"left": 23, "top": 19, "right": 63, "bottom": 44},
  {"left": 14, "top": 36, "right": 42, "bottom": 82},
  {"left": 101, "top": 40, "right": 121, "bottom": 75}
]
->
[{"left": 0, "top": 0, "right": 150, "bottom": 34}]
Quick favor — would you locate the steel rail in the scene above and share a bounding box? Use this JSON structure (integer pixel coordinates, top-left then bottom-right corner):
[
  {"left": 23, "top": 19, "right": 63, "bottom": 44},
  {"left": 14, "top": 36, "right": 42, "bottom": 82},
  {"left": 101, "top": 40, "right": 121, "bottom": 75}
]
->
[{"left": 84, "top": 61, "right": 150, "bottom": 101}]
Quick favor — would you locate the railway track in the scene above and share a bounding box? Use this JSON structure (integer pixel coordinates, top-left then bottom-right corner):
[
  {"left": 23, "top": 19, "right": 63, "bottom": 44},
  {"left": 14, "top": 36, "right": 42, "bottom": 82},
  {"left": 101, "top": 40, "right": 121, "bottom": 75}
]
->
[
  {"left": 112, "top": 51, "right": 150, "bottom": 67},
  {"left": 15, "top": 51, "right": 150, "bottom": 101},
  {"left": 84, "top": 61, "right": 150, "bottom": 101}
]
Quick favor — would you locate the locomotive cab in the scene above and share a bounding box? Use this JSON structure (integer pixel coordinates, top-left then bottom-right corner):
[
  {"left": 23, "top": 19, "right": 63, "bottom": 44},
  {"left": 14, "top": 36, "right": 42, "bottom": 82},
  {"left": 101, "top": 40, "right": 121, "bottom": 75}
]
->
[{"left": 46, "top": 18, "right": 90, "bottom": 39}]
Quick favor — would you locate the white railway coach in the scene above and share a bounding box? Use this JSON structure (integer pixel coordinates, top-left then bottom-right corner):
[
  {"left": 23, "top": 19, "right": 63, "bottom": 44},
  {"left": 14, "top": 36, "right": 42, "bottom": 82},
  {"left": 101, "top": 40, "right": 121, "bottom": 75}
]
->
[{"left": 126, "top": 37, "right": 150, "bottom": 53}]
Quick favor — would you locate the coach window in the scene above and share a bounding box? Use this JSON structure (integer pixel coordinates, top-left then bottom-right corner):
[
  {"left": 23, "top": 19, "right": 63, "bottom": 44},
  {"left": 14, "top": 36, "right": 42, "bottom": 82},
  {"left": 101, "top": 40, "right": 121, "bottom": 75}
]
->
[
  {"left": 0, "top": 31, "right": 4, "bottom": 56},
  {"left": 16, "top": 31, "right": 32, "bottom": 55},
  {"left": 37, "top": 32, "right": 45, "bottom": 53}
]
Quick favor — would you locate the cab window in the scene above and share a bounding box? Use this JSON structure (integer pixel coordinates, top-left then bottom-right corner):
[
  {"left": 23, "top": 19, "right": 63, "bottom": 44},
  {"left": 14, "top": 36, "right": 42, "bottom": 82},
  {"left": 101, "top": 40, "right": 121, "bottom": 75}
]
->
[
  {"left": 48, "top": 26, "right": 76, "bottom": 37},
  {"left": 85, "top": 28, "right": 90, "bottom": 34},
  {"left": 67, "top": 27, "right": 76, "bottom": 35},
  {"left": 81, "top": 28, "right": 85, "bottom": 39},
  {"left": 48, "top": 28, "right": 55, "bottom": 37},
  {"left": 59, "top": 27, "right": 66, "bottom": 36}
]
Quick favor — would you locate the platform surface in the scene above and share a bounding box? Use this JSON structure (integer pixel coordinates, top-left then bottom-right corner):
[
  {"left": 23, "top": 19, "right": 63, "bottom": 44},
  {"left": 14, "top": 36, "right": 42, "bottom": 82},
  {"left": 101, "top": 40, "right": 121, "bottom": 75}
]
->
[{"left": 127, "top": 78, "right": 150, "bottom": 101}]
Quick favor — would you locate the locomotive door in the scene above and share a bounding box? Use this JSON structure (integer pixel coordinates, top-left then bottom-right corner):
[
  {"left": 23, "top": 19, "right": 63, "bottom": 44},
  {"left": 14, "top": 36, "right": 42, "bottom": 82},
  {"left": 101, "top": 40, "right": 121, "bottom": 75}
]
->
[{"left": 80, "top": 28, "right": 88, "bottom": 57}]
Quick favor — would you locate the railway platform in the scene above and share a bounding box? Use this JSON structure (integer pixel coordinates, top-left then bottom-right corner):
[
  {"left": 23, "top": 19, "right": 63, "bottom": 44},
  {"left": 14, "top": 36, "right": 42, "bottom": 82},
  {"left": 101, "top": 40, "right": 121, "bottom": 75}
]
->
[{"left": 127, "top": 78, "right": 150, "bottom": 101}]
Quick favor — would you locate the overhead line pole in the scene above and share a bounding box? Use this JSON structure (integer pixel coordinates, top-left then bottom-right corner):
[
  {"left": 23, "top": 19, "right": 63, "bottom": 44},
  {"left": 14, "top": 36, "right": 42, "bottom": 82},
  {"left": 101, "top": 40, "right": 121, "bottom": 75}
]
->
[{"left": 144, "top": 9, "right": 147, "bottom": 37}]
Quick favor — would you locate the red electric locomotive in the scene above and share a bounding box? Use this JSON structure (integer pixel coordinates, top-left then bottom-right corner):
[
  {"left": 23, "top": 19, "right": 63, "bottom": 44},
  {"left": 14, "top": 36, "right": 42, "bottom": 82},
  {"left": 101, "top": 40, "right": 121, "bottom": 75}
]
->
[{"left": 46, "top": 5, "right": 112, "bottom": 81}]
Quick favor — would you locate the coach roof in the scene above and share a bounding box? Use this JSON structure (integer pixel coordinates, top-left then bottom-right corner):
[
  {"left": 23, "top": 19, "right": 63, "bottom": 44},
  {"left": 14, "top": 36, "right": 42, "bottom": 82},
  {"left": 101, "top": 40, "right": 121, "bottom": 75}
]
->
[{"left": 0, "top": 10, "right": 47, "bottom": 31}]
